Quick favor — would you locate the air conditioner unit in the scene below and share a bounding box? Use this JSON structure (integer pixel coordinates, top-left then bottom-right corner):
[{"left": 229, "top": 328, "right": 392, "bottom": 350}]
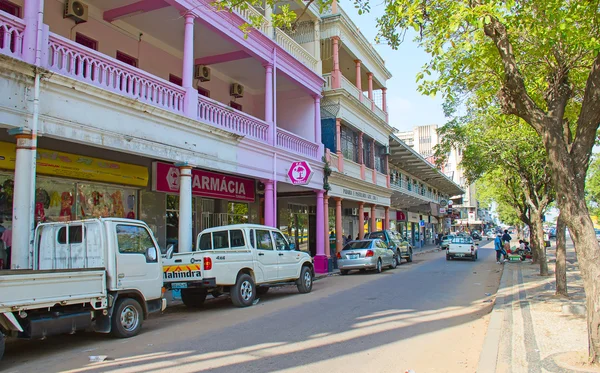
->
[
  {"left": 230, "top": 83, "right": 244, "bottom": 98},
  {"left": 64, "top": 0, "right": 88, "bottom": 23},
  {"left": 194, "top": 65, "right": 211, "bottom": 82}
]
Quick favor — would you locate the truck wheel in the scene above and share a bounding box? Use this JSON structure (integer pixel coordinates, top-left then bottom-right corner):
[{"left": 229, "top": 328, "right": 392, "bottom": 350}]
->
[
  {"left": 257, "top": 286, "right": 270, "bottom": 295},
  {"left": 407, "top": 249, "right": 413, "bottom": 263},
  {"left": 446, "top": 255, "right": 451, "bottom": 261},
  {"left": 396, "top": 251, "right": 402, "bottom": 265},
  {"left": 296, "top": 266, "right": 313, "bottom": 294},
  {"left": 111, "top": 298, "right": 143, "bottom": 338},
  {"left": 340, "top": 269, "right": 349, "bottom": 275},
  {"left": 181, "top": 289, "right": 208, "bottom": 308},
  {"left": 0, "top": 332, "right": 5, "bottom": 361},
  {"left": 231, "top": 273, "right": 255, "bottom": 307}
]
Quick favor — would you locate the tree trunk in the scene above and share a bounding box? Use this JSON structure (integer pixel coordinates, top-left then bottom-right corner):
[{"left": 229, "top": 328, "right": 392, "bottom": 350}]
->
[
  {"left": 531, "top": 213, "right": 549, "bottom": 276},
  {"left": 555, "top": 212, "right": 568, "bottom": 297},
  {"left": 529, "top": 224, "right": 539, "bottom": 264}
]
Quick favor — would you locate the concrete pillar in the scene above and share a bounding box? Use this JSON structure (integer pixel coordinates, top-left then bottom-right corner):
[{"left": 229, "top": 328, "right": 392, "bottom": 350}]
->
[
  {"left": 264, "top": 179, "right": 274, "bottom": 227},
  {"left": 358, "top": 202, "right": 365, "bottom": 239},
  {"left": 386, "top": 153, "right": 391, "bottom": 188},
  {"left": 314, "top": 190, "right": 327, "bottom": 273},
  {"left": 177, "top": 164, "right": 193, "bottom": 252},
  {"left": 367, "top": 72, "right": 374, "bottom": 110},
  {"left": 331, "top": 0, "right": 338, "bottom": 13},
  {"left": 335, "top": 118, "right": 343, "bottom": 172},
  {"left": 332, "top": 36, "right": 341, "bottom": 89},
  {"left": 265, "top": 2, "right": 274, "bottom": 38},
  {"left": 384, "top": 207, "right": 390, "bottom": 230},
  {"left": 10, "top": 132, "right": 36, "bottom": 269},
  {"left": 335, "top": 197, "right": 343, "bottom": 253},
  {"left": 358, "top": 132, "right": 365, "bottom": 180},
  {"left": 371, "top": 139, "right": 377, "bottom": 183},
  {"left": 264, "top": 63, "right": 274, "bottom": 145},
  {"left": 314, "top": 96, "right": 322, "bottom": 153},
  {"left": 314, "top": 21, "right": 322, "bottom": 73},
  {"left": 371, "top": 205, "right": 377, "bottom": 232},
  {"left": 182, "top": 13, "right": 198, "bottom": 118},
  {"left": 324, "top": 195, "right": 330, "bottom": 257},
  {"left": 354, "top": 60, "right": 362, "bottom": 101},
  {"left": 382, "top": 87, "right": 388, "bottom": 122},
  {"left": 22, "top": 0, "right": 44, "bottom": 65}
]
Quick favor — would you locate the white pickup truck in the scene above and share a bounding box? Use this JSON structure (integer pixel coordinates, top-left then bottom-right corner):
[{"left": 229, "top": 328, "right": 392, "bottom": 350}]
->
[
  {"left": 0, "top": 218, "right": 166, "bottom": 360},
  {"left": 446, "top": 235, "right": 478, "bottom": 261},
  {"left": 163, "top": 224, "right": 314, "bottom": 308}
]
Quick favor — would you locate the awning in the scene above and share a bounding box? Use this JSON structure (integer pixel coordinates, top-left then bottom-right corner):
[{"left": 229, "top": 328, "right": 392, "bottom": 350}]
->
[{"left": 388, "top": 134, "right": 465, "bottom": 197}]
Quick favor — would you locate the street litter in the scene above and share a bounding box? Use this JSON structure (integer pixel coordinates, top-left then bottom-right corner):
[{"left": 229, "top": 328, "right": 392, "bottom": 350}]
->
[
  {"left": 89, "top": 356, "right": 108, "bottom": 362},
  {"left": 485, "top": 293, "right": 492, "bottom": 296}
]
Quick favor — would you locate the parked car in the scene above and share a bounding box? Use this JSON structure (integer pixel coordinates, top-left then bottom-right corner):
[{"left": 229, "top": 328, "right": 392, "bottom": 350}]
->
[
  {"left": 337, "top": 239, "right": 397, "bottom": 275},
  {"left": 162, "top": 224, "right": 314, "bottom": 308},
  {"left": 441, "top": 235, "right": 456, "bottom": 249},
  {"left": 364, "top": 230, "right": 413, "bottom": 264},
  {"left": 446, "top": 235, "right": 478, "bottom": 261}
]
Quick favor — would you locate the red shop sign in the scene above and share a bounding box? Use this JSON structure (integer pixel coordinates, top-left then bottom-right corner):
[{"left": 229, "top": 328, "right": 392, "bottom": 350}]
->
[
  {"left": 396, "top": 211, "right": 407, "bottom": 221},
  {"left": 152, "top": 162, "right": 255, "bottom": 202}
]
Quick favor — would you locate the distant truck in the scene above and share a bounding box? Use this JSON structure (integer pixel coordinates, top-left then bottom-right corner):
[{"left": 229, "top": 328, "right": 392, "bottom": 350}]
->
[
  {"left": 0, "top": 219, "right": 166, "bottom": 361},
  {"left": 162, "top": 224, "right": 314, "bottom": 308}
]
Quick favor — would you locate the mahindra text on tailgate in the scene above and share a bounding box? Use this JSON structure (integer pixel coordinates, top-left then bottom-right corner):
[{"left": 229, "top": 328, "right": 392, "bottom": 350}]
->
[{"left": 163, "top": 263, "right": 202, "bottom": 283}]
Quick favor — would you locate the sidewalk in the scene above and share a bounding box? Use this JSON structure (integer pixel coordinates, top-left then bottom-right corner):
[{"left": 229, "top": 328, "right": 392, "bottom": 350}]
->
[{"left": 478, "top": 238, "right": 592, "bottom": 372}]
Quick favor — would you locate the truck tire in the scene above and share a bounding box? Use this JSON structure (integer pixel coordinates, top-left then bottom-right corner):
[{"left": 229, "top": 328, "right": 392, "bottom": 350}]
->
[
  {"left": 181, "top": 289, "right": 208, "bottom": 308},
  {"left": 396, "top": 250, "right": 403, "bottom": 265},
  {"left": 0, "top": 332, "right": 5, "bottom": 361},
  {"left": 257, "top": 286, "right": 270, "bottom": 295},
  {"left": 111, "top": 298, "right": 143, "bottom": 338},
  {"left": 296, "top": 266, "right": 313, "bottom": 294},
  {"left": 407, "top": 249, "right": 413, "bottom": 263},
  {"left": 231, "top": 273, "right": 255, "bottom": 307}
]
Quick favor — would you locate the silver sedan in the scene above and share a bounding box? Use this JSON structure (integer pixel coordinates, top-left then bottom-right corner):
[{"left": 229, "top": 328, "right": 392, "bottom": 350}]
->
[{"left": 336, "top": 239, "right": 397, "bottom": 275}]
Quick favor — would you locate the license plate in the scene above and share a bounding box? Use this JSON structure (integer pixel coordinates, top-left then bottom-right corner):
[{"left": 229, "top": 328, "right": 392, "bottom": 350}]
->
[
  {"left": 348, "top": 254, "right": 359, "bottom": 259},
  {"left": 455, "top": 254, "right": 464, "bottom": 257},
  {"left": 172, "top": 282, "right": 188, "bottom": 289}
]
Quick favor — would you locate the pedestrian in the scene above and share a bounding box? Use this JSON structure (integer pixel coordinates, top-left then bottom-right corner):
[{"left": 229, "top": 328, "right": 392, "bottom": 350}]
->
[
  {"left": 347, "top": 234, "right": 352, "bottom": 243},
  {"left": 494, "top": 233, "right": 504, "bottom": 264},
  {"left": 355, "top": 234, "right": 359, "bottom": 240},
  {"left": 502, "top": 229, "right": 512, "bottom": 252}
]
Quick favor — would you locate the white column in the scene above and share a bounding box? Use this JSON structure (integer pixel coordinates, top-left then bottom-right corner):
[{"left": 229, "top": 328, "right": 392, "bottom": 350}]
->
[
  {"left": 265, "top": 2, "right": 274, "bottom": 38},
  {"left": 177, "top": 164, "right": 193, "bottom": 252},
  {"left": 182, "top": 12, "right": 198, "bottom": 118},
  {"left": 314, "top": 21, "right": 322, "bottom": 73}
]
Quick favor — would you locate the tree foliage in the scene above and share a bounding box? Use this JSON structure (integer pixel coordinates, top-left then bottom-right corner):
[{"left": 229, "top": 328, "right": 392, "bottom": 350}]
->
[{"left": 586, "top": 155, "right": 600, "bottom": 218}]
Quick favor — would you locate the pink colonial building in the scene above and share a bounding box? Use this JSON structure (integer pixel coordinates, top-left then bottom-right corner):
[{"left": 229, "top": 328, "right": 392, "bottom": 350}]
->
[{"left": 0, "top": 0, "right": 331, "bottom": 272}]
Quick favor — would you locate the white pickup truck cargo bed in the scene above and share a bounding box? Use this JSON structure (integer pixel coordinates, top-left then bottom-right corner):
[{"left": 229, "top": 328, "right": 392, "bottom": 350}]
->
[{"left": 0, "top": 268, "right": 107, "bottom": 312}]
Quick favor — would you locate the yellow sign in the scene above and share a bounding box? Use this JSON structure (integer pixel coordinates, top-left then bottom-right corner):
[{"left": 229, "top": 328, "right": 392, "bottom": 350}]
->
[{"left": 0, "top": 142, "right": 148, "bottom": 187}]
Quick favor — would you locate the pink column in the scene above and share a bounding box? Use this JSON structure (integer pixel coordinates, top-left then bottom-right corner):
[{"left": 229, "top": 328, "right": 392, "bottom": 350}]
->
[
  {"left": 382, "top": 87, "right": 388, "bottom": 122},
  {"left": 358, "top": 132, "right": 365, "bottom": 180},
  {"left": 324, "top": 195, "right": 330, "bottom": 257},
  {"left": 371, "top": 139, "right": 377, "bottom": 183},
  {"left": 385, "top": 154, "right": 391, "bottom": 188},
  {"left": 335, "top": 118, "right": 343, "bottom": 172},
  {"left": 354, "top": 60, "right": 362, "bottom": 101},
  {"left": 22, "top": 0, "right": 45, "bottom": 65},
  {"left": 335, "top": 198, "right": 343, "bottom": 253},
  {"left": 331, "top": 0, "right": 338, "bottom": 13},
  {"left": 358, "top": 202, "right": 365, "bottom": 239},
  {"left": 367, "top": 73, "right": 374, "bottom": 110},
  {"left": 332, "top": 37, "right": 341, "bottom": 89},
  {"left": 371, "top": 205, "right": 377, "bottom": 232},
  {"left": 384, "top": 207, "right": 390, "bottom": 230},
  {"left": 314, "top": 190, "right": 328, "bottom": 273},
  {"left": 264, "top": 179, "right": 274, "bottom": 227},
  {"left": 182, "top": 12, "right": 198, "bottom": 118},
  {"left": 264, "top": 63, "right": 275, "bottom": 145}
]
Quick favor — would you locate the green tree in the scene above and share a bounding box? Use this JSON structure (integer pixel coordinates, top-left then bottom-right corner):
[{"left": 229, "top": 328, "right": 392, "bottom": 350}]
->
[{"left": 437, "top": 112, "right": 554, "bottom": 275}]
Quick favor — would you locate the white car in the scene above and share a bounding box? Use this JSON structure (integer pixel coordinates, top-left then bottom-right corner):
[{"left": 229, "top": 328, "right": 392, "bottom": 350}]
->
[
  {"left": 162, "top": 224, "right": 314, "bottom": 308},
  {"left": 446, "top": 236, "right": 478, "bottom": 261}
]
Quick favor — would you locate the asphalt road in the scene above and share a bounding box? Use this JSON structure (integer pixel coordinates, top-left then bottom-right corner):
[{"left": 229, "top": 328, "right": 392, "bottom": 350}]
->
[{"left": 1, "top": 243, "right": 503, "bottom": 373}]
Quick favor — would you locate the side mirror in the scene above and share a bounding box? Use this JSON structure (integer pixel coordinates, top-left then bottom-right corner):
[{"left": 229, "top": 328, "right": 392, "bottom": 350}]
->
[
  {"left": 146, "top": 247, "right": 158, "bottom": 262},
  {"left": 289, "top": 243, "right": 296, "bottom": 250}
]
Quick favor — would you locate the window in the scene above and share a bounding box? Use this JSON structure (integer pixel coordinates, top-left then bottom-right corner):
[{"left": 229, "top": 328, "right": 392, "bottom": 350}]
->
[
  {"left": 57, "top": 225, "right": 83, "bottom": 244},
  {"left": 363, "top": 137, "right": 373, "bottom": 168},
  {"left": 169, "top": 74, "right": 183, "bottom": 86},
  {"left": 375, "top": 144, "right": 386, "bottom": 173},
  {"left": 198, "top": 87, "right": 210, "bottom": 98},
  {"left": 116, "top": 51, "right": 138, "bottom": 67},
  {"left": 341, "top": 126, "right": 359, "bottom": 163},
  {"left": 342, "top": 241, "right": 371, "bottom": 250},
  {"left": 212, "top": 230, "right": 229, "bottom": 250},
  {"left": 230, "top": 229, "right": 245, "bottom": 248},
  {"left": 256, "top": 230, "right": 273, "bottom": 250},
  {"left": 230, "top": 101, "right": 243, "bottom": 111},
  {"left": 75, "top": 33, "right": 98, "bottom": 50},
  {"left": 227, "top": 202, "right": 249, "bottom": 224},
  {"left": 116, "top": 224, "right": 157, "bottom": 262},
  {"left": 198, "top": 233, "right": 212, "bottom": 251},
  {"left": 272, "top": 231, "right": 290, "bottom": 251},
  {"left": 0, "top": 0, "right": 20, "bottom": 17}
]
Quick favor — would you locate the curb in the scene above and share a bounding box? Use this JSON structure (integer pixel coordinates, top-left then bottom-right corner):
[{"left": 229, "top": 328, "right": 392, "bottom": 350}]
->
[{"left": 477, "top": 262, "right": 508, "bottom": 373}]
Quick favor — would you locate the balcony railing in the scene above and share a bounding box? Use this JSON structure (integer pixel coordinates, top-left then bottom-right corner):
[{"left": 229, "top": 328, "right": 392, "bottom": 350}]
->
[
  {"left": 47, "top": 33, "right": 185, "bottom": 114},
  {"left": 340, "top": 75, "right": 361, "bottom": 98},
  {"left": 274, "top": 28, "right": 318, "bottom": 72},
  {"left": 0, "top": 12, "right": 25, "bottom": 59},
  {"left": 277, "top": 128, "right": 319, "bottom": 158},
  {"left": 376, "top": 171, "right": 387, "bottom": 187},
  {"left": 233, "top": 4, "right": 269, "bottom": 35},
  {"left": 197, "top": 95, "right": 269, "bottom": 142}
]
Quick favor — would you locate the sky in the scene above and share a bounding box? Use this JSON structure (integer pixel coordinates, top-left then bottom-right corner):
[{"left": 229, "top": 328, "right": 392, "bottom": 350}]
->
[{"left": 339, "top": 0, "right": 447, "bottom": 132}]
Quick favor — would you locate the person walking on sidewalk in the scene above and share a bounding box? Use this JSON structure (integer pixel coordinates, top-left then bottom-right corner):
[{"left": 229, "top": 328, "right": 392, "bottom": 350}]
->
[
  {"left": 502, "top": 229, "right": 512, "bottom": 252},
  {"left": 494, "top": 233, "right": 504, "bottom": 264}
]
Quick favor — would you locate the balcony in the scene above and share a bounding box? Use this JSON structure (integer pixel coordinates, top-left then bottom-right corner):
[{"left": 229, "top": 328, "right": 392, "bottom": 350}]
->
[
  {"left": 277, "top": 128, "right": 320, "bottom": 159},
  {"left": 322, "top": 73, "right": 387, "bottom": 123},
  {"left": 0, "top": 12, "right": 24, "bottom": 59}
]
